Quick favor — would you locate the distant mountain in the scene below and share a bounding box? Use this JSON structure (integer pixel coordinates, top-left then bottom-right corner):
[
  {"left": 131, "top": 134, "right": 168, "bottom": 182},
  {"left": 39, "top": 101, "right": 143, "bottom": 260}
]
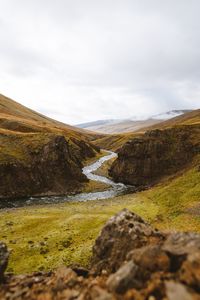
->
[
  {"left": 76, "top": 110, "right": 193, "bottom": 134},
  {"left": 76, "top": 119, "right": 122, "bottom": 129},
  {"left": 152, "top": 109, "right": 192, "bottom": 120}
]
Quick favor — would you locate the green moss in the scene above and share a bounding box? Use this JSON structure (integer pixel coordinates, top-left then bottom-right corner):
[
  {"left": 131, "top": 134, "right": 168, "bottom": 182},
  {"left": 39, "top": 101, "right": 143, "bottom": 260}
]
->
[
  {"left": 139, "top": 157, "right": 200, "bottom": 231},
  {"left": 0, "top": 157, "right": 199, "bottom": 274},
  {"left": 0, "top": 197, "right": 157, "bottom": 274}
]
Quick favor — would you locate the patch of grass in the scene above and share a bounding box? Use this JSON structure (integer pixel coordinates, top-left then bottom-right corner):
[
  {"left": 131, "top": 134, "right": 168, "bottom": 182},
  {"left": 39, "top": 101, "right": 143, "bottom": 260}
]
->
[
  {"left": 0, "top": 157, "right": 199, "bottom": 275},
  {"left": 138, "top": 157, "right": 200, "bottom": 231},
  {"left": 0, "top": 196, "right": 156, "bottom": 274},
  {"left": 93, "top": 133, "right": 139, "bottom": 151},
  {"left": 0, "top": 132, "right": 53, "bottom": 163}
]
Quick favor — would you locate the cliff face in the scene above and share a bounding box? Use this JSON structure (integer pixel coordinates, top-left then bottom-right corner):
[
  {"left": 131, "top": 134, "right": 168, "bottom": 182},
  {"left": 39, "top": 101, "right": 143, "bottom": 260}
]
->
[
  {"left": 0, "top": 134, "right": 98, "bottom": 200},
  {"left": 1, "top": 209, "right": 200, "bottom": 299},
  {"left": 109, "top": 124, "right": 200, "bottom": 187},
  {"left": 0, "top": 94, "right": 100, "bottom": 200}
]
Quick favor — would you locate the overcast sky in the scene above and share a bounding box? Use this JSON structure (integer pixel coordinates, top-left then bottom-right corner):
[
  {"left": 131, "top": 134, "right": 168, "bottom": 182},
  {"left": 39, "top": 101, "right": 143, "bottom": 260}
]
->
[{"left": 0, "top": 0, "right": 200, "bottom": 124}]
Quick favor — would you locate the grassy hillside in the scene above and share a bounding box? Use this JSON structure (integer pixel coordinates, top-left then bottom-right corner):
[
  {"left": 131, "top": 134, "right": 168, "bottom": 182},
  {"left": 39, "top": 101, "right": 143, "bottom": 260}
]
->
[
  {"left": 0, "top": 94, "right": 98, "bottom": 141},
  {"left": 0, "top": 97, "right": 199, "bottom": 274},
  {"left": 0, "top": 94, "right": 100, "bottom": 199},
  {"left": 0, "top": 155, "right": 199, "bottom": 274},
  {"left": 92, "top": 132, "right": 139, "bottom": 151}
]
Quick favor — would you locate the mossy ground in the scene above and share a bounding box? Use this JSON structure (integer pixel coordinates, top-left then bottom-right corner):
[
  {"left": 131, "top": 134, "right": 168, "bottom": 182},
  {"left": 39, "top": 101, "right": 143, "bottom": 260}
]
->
[{"left": 0, "top": 158, "right": 199, "bottom": 274}]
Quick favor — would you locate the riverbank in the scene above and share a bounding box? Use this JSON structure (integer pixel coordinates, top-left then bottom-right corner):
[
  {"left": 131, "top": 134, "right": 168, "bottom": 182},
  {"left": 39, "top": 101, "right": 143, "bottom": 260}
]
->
[
  {"left": 0, "top": 150, "right": 127, "bottom": 209},
  {"left": 1, "top": 160, "right": 200, "bottom": 274},
  {"left": 0, "top": 151, "right": 199, "bottom": 275}
]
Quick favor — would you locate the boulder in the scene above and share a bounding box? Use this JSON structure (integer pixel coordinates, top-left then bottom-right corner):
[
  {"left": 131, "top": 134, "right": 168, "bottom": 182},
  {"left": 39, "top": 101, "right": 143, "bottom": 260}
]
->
[
  {"left": 163, "top": 232, "right": 200, "bottom": 256},
  {"left": 91, "top": 209, "right": 165, "bottom": 274},
  {"left": 127, "top": 245, "right": 170, "bottom": 273},
  {"left": 179, "top": 252, "right": 200, "bottom": 288},
  {"left": 106, "top": 261, "right": 139, "bottom": 293}
]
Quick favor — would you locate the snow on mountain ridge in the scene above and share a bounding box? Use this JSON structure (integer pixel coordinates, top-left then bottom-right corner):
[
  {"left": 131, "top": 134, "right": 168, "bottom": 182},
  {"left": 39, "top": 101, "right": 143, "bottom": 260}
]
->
[
  {"left": 76, "top": 110, "right": 192, "bottom": 129},
  {"left": 152, "top": 110, "right": 192, "bottom": 120}
]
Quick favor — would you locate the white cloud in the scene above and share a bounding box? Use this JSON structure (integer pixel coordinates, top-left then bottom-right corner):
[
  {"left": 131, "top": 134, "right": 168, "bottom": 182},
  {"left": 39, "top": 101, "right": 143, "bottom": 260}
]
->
[{"left": 0, "top": 0, "right": 200, "bottom": 124}]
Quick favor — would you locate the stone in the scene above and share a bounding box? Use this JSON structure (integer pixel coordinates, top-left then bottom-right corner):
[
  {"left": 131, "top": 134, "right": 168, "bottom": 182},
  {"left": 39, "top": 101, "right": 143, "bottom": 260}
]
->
[
  {"left": 127, "top": 245, "right": 170, "bottom": 273},
  {"left": 163, "top": 232, "right": 200, "bottom": 256},
  {"left": 165, "top": 281, "right": 194, "bottom": 300},
  {"left": 54, "top": 267, "right": 77, "bottom": 282},
  {"left": 106, "top": 261, "right": 139, "bottom": 294},
  {"left": 179, "top": 252, "right": 200, "bottom": 287},
  {"left": 0, "top": 242, "right": 9, "bottom": 281},
  {"left": 91, "top": 209, "right": 164, "bottom": 274},
  {"left": 89, "top": 286, "right": 113, "bottom": 300},
  {"left": 71, "top": 265, "right": 89, "bottom": 277}
]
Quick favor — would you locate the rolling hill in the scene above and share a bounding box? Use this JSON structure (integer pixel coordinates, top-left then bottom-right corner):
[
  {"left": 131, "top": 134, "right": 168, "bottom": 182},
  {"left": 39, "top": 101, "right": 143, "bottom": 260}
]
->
[{"left": 0, "top": 94, "right": 99, "bottom": 200}]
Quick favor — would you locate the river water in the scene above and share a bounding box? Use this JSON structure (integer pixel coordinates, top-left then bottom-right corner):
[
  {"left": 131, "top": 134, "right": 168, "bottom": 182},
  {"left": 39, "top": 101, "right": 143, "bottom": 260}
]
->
[
  {"left": 0, "top": 151, "right": 128, "bottom": 208},
  {"left": 71, "top": 150, "right": 128, "bottom": 201}
]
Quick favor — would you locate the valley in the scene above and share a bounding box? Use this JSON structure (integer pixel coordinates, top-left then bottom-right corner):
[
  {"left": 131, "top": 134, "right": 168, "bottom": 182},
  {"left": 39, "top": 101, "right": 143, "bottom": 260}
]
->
[
  {"left": 0, "top": 94, "right": 101, "bottom": 200},
  {"left": 1, "top": 2, "right": 200, "bottom": 298},
  {"left": 0, "top": 94, "right": 200, "bottom": 299},
  {"left": 0, "top": 151, "right": 199, "bottom": 275}
]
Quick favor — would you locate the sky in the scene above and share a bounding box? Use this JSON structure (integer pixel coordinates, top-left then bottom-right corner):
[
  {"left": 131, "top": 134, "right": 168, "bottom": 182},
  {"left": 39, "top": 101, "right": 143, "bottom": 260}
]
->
[{"left": 0, "top": 0, "right": 200, "bottom": 124}]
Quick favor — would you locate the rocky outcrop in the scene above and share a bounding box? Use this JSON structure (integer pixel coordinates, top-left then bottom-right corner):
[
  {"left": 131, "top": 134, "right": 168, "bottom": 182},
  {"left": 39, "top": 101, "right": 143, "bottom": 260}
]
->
[
  {"left": 0, "top": 134, "right": 98, "bottom": 200},
  {"left": 1, "top": 209, "right": 200, "bottom": 299},
  {"left": 90, "top": 209, "right": 164, "bottom": 274},
  {"left": 91, "top": 209, "right": 200, "bottom": 298},
  {"left": 0, "top": 93, "right": 101, "bottom": 201},
  {"left": 109, "top": 124, "right": 200, "bottom": 187}
]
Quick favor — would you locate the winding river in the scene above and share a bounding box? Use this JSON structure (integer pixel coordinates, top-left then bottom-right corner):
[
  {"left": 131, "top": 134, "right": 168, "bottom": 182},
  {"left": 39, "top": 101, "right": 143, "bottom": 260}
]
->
[
  {"left": 0, "top": 151, "right": 128, "bottom": 208},
  {"left": 70, "top": 150, "right": 128, "bottom": 201}
]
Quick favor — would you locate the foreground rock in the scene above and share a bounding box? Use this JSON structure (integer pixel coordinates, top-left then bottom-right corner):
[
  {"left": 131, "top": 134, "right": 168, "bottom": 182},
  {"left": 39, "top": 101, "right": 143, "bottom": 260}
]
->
[
  {"left": 1, "top": 209, "right": 200, "bottom": 299},
  {"left": 91, "top": 208, "right": 164, "bottom": 274},
  {"left": 109, "top": 124, "right": 200, "bottom": 187}
]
